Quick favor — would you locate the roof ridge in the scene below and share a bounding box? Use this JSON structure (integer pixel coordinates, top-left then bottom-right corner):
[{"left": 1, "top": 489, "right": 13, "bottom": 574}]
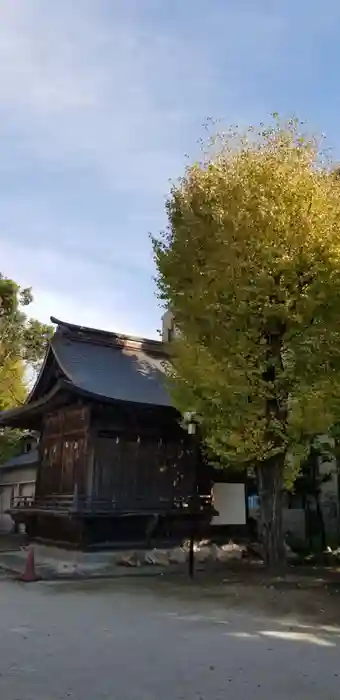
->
[{"left": 51, "top": 316, "right": 163, "bottom": 351}]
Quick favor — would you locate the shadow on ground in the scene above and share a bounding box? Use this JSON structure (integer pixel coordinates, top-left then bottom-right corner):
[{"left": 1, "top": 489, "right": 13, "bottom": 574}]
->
[
  {"left": 40, "top": 563, "right": 340, "bottom": 629},
  {"left": 1, "top": 569, "right": 340, "bottom": 699}
]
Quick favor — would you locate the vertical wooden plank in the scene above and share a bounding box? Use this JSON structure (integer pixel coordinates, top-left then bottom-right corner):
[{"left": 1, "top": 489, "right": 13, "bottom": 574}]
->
[{"left": 86, "top": 430, "right": 95, "bottom": 507}]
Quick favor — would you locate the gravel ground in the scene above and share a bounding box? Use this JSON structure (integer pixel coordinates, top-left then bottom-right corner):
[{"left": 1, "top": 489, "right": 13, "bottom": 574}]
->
[{"left": 0, "top": 575, "right": 339, "bottom": 699}]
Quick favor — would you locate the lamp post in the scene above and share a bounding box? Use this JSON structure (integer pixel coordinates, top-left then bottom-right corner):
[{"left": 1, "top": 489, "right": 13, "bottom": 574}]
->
[{"left": 184, "top": 411, "right": 198, "bottom": 579}]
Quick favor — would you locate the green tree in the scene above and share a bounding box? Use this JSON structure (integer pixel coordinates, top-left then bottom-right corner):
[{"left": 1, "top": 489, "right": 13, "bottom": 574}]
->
[
  {"left": 0, "top": 274, "right": 52, "bottom": 375},
  {"left": 153, "top": 116, "right": 340, "bottom": 567},
  {"left": 0, "top": 273, "right": 53, "bottom": 459}
]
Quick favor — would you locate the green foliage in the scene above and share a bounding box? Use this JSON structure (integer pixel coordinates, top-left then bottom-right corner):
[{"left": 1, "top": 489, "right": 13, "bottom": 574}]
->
[
  {"left": 153, "top": 115, "right": 340, "bottom": 565},
  {"left": 0, "top": 274, "right": 53, "bottom": 376},
  {"left": 0, "top": 273, "right": 53, "bottom": 460},
  {"left": 153, "top": 116, "right": 340, "bottom": 470},
  {"left": 0, "top": 428, "right": 24, "bottom": 463},
  {"left": 294, "top": 438, "right": 333, "bottom": 499},
  {"left": 22, "top": 318, "right": 53, "bottom": 372}
]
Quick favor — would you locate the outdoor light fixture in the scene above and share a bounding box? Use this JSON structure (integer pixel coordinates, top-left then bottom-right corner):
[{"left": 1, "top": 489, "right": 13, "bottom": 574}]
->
[{"left": 183, "top": 411, "right": 197, "bottom": 435}]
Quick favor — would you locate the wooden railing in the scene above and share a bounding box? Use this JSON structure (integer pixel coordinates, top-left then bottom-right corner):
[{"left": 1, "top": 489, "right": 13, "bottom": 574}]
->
[
  {"left": 11, "top": 494, "right": 73, "bottom": 511},
  {"left": 11, "top": 493, "right": 213, "bottom": 515}
]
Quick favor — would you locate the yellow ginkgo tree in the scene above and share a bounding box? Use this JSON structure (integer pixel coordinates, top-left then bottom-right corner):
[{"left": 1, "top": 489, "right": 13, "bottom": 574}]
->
[
  {"left": 0, "top": 274, "right": 53, "bottom": 461},
  {"left": 153, "top": 116, "right": 340, "bottom": 567}
]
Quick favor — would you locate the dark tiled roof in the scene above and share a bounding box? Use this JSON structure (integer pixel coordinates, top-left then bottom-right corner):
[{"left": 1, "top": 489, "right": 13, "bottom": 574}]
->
[
  {"left": 0, "top": 319, "right": 174, "bottom": 428},
  {"left": 0, "top": 449, "right": 39, "bottom": 470},
  {"left": 50, "top": 318, "right": 172, "bottom": 408}
]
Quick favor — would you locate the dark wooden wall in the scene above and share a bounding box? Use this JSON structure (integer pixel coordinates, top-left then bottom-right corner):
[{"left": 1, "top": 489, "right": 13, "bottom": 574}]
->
[
  {"left": 36, "top": 403, "right": 90, "bottom": 500},
  {"left": 35, "top": 400, "right": 214, "bottom": 514},
  {"left": 91, "top": 403, "right": 201, "bottom": 511},
  {"left": 93, "top": 433, "right": 194, "bottom": 510}
]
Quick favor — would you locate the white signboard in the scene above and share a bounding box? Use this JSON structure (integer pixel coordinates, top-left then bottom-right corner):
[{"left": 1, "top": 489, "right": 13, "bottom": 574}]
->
[{"left": 212, "top": 483, "right": 246, "bottom": 525}]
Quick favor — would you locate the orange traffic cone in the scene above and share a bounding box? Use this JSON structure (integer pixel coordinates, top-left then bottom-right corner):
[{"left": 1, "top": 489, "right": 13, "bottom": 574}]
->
[{"left": 20, "top": 547, "right": 40, "bottom": 582}]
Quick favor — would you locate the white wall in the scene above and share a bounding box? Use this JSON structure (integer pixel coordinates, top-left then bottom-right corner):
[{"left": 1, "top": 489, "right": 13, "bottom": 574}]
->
[
  {"left": 0, "top": 467, "right": 36, "bottom": 532},
  {"left": 161, "top": 309, "right": 174, "bottom": 342},
  {"left": 0, "top": 467, "right": 36, "bottom": 488},
  {"left": 212, "top": 483, "right": 246, "bottom": 525}
]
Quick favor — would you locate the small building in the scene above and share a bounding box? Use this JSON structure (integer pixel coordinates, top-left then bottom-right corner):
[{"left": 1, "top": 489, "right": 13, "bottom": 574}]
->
[
  {"left": 247, "top": 441, "right": 340, "bottom": 545},
  {"left": 0, "top": 433, "right": 38, "bottom": 532},
  {"left": 0, "top": 317, "right": 247, "bottom": 548}
]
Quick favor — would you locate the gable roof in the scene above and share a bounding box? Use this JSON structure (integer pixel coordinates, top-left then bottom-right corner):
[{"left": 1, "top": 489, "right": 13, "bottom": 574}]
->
[
  {"left": 0, "top": 317, "right": 173, "bottom": 428},
  {"left": 49, "top": 317, "right": 172, "bottom": 407}
]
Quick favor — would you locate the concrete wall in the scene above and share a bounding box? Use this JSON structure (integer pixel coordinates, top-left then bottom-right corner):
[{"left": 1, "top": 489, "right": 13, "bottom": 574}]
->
[
  {"left": 283, "top": 508, "right": 306, "bottom": 540},
  {"left": 161, "top": 309, "right": 181, "bottom": 343},
  {"left": 211, "top": 483, "right": 246, "bottom": 525},
  {"left": 248, "top": 441, "right": 340, "bottom": 544},
  {"left": 318, "top": 454, "right": 339, "bottom": 540},
  {"left": 0, "top": 467, "right": 36, "bottom": 532},
  {"left": 161, "top": 309, "right": 174, "bottom": 342}
]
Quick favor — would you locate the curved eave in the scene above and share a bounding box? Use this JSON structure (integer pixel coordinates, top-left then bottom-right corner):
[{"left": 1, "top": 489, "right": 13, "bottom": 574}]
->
[
  {"left": 0, "top": 380, "right": 72, "bottom": 428},
  {"left": 0, "top": 380, "right": 178, "bottom": 430},
  {"left": 26, "top": 342, "right": 57, "bottom": 404},
  {"left": 18, "top": 315, "right": 174, "bottom": 415}
]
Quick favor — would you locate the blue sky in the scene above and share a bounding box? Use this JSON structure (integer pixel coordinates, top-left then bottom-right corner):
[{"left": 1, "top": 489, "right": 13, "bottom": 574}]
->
[{"left": 1, "top": 1, "right": 340, "bottom": 339}]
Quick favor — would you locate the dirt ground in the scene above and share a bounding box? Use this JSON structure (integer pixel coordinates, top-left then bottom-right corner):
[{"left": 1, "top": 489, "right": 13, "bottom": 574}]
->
[
  {"left": 39, "top": 559, "right": 340, "bottom": 629},
  {"left": 2, "top": 564, "right": 340, "bottom": 698},
  {"left": 111, "top": 567, "right": 340, "bottom": 626},
  {"left": 0, "top": 532, "right": 27, "bottom": 551},
  {"left": 2, "top": 531, "right": 340, "bottom": 624}
]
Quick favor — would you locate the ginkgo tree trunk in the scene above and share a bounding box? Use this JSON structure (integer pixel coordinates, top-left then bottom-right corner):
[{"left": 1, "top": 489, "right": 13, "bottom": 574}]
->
[{"left": 153, "top": 116, "right": 340, "bottom": 568}]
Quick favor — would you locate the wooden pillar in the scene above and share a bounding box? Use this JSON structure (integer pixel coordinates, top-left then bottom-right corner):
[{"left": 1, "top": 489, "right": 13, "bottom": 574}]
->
[{"left": 86, "top": 430, "right": 95, "bottom": 509}]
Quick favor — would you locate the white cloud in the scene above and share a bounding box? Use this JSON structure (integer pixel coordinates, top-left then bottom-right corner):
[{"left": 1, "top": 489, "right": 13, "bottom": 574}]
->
[
  {"left": 0, "top": 193, "right": 155, "bottom": 271},
  {"left": 0, "top": 237, "right": 160, "bottom": 338},
  {"left": 0, "top": 0, "right": 287, "bottom": 193},
  {"left": 0, "top": 0, "right": 335, "bottom": 336},
  {"left": 0, "top": 1, "right": 212, "bottom": 195}
]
